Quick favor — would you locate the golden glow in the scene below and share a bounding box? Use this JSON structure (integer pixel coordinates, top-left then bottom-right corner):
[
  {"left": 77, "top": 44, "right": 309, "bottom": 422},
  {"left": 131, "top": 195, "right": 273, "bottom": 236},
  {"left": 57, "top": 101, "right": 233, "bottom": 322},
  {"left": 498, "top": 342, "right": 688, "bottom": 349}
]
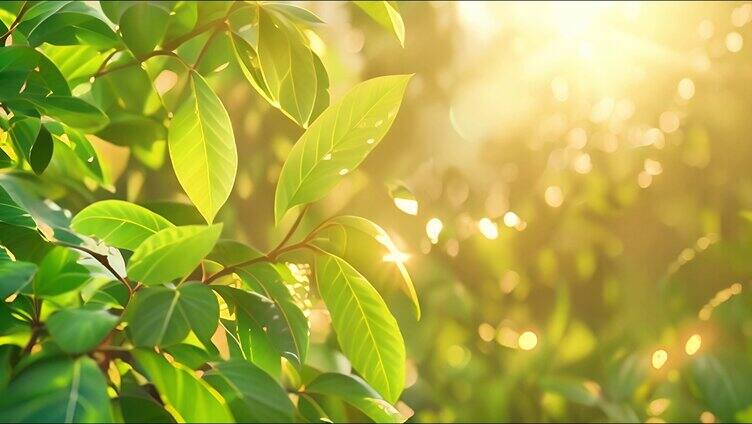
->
[
  {"left": 644, "top": 159, "right": 663, "bottom": 176},
  {"left": 393, "top": 197, "right": 419, "bottom": 216},
  {"left": 503, "top": 211, "right": 521, "bottom": 228},
  {"left": 426, "top": 218, "right": 444, "bottom": 244},
  {"left": 647, "top": 398, "right": 671, "bottom": 417},
  {"left": 518, "top": 331, "right": 538, "bottom": 350},
  {"left": 685, "top": 334, "right": 702, "bottom": 356},
  {"left": 678, "top": 78, "right": 695, "bottom": 100},
  {"left": 652, "top": 349, "right": 668, "bottom": 369},
  {"left": 725, "top": 32, "right": 744, "bottom": 53},
  {"left": 545, "top": 185, "right": 564, "bottom": 208},
  {"left": 383, "top": 250, "right": 410, "bottom": 265},
  {"left": 700, "top": 411, "right": 716, "bottom": 423},
  {"left": 478, "top": 217, "right": 499, "bottom": 240},
  {"left": 699, "top": 282, "right": 743, "bottom": 321},
  {"left": 478, "top": 323, "right": 496, "bottom": 342}
]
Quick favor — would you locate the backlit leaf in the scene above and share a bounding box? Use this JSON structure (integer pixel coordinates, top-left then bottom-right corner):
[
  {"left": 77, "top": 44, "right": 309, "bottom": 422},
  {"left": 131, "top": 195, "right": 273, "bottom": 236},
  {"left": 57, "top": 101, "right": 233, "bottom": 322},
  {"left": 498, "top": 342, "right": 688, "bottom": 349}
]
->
[
  {"left": 168, "top": 71, "right": 237, "bottom": 224},
  {"left": 127, "top": 224, "right": 222, "bottom": 285},
  {"left": 132, "top": 349, "right": 233, "bottom": 423},
  {"left": 315, "top": 254, "right": 405, "bottom": 403},
  {"left": 72, "top": 200, "right": 174, "bottom": 251},
  {"left": 274, "top": 75, "right": 410, "bottom": 223},
  {"left": 354, "top": 1, "right": 406, "bottom": 47}
]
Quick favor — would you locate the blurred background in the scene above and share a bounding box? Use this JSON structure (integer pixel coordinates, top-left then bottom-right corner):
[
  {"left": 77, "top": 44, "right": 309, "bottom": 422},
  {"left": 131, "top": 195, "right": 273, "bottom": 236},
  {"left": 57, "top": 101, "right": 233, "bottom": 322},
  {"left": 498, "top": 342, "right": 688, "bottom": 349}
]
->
[{"left": 56, "top": 2, "right": 752, "bottom": 422}]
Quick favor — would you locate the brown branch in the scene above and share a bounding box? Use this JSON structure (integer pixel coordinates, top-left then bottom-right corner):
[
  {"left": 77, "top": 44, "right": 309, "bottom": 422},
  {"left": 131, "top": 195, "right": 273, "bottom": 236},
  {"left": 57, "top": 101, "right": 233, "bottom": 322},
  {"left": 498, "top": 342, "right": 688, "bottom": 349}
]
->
[
  {"left": 56, "top": 242, "right": 133, "bottom": 294},
  {"left": 92, "top": 16, "right": 229, "bottom": 79},
  {"left": 0, "top": 1, "right": 30, "bottom": 46},
  {"left": 271, "top": 204, "right": 310, "bottom": 253},
  {"left": 192, "top": 26, "right": 225, "bottom": 71}
]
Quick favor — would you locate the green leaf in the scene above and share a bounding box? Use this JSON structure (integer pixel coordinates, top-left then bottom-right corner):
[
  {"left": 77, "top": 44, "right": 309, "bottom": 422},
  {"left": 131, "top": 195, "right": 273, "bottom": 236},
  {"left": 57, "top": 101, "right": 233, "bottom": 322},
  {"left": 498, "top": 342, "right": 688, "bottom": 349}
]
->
[
  {"left": 236, "top": 263, "right": 309, "bottom": 367},
  {"left": 7, "top": 95, "right": 109, "bottom": 132},
  {"left": 8, "top": 116, "right": 40, "bottom": 164},
  {"left": 127, "top": 224, "right": 222, "bottom": 285},
  {"left": 33, "top": 246, "right": 89, "bottom": 297},
  {"left": 53, "top": 126, "right": 106, "bottom": 184},
  {"left": 72, "top": 200, "right": 174, "bottom": 251},
  {"left": 118, "top": 395, "right": 176, "bottom": 424},
  {"left": 313, "top": 215, "right": 420, "bottom": 319},
  {"left": 0, "top": 356, "right": 113, "bottom": 422},
  {"left": 274, "top": 75, "right": 410, "bottom": 223},
  {"left": 690, "top": 352, "right": 752, "bottom": 422},
  {"left": 305, "top": 373, "right": 403, "bottom": 423},
  {"left": 0, "top": 258, "right": 37, "bottom": 299},
  {"left": 126, "top": 282, "right": 219, "bottom": 347},
  {"left": 216, "top": 296, "right": 281, "bottom": 378},
  {"left": 168, "top": 70, "right": 237, "bottom": 224},
  {"left": 354, "top": 1, "right": 406, "bottom": 47},
  {"left": 204, "top": 359, "right": 295, "bottom": 423},
  {"left": 539, "top": 376, "right": 601, "bottom": 407},
  {"left": 119, "top": 3, "right": 169, "bottom": 56},
  {"left": 29, "top": 125, "right": 53, "bottom": 174},
  {"left": 215, "top": 283, "right": 305, "bottom": 376},
  {"left": 0, "top": 46, "right": 38, "bottom": 99},
  {"left": 19, "top": 2, "right": 119, "bottom": 49},
  {"left": 263, "top": 3, "right": 324, "bottom": 25},
  {"left": 0, "top": 184, "right": 36, "bottom": 230},
  {"left": 132, "top": 349, "right": 233, "bottom": 423},
  {"left": 315, "top": 254, "right": 405, "bottom": 403},
  {"left": 207, "top": 240, "right": 263, "bottom": 267},
  {"left": 0, "top": 345, "right": 19, "bottom": 391},
  {"left": 256, "top": 7, "right": 329, "bottom": 128},
  {"left": 46, "top": 307, "right": 119, "bottom": 354}
]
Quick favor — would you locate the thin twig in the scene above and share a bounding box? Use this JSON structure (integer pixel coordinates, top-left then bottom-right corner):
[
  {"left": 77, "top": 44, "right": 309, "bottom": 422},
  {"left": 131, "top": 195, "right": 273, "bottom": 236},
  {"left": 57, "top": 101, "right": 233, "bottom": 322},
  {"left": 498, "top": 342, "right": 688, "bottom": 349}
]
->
[
  {"left": 92, "top": 16, "right": 229, "bottom": 79},
  {"left": 56, "top": 242, "right": 133, "bottom": 294},
  {"left": 0, "top": 1, "right": 30, "bottom": 46},
  {"left": 271, "top": 204, "right": 310, "bottom": 254},
  {"left": 93, "top": 49, "right": 122, "bottom": 77},
  {"left": 192, "top": 26, "right": 225, "bottom": 70}
]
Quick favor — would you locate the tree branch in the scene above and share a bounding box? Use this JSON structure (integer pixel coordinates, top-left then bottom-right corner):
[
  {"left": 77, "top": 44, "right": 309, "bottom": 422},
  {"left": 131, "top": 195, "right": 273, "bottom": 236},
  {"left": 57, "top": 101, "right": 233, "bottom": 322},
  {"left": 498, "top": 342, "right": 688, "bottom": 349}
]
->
[
  {"left": 271, "top": 204, "right": 310, "bottom": 254},
  {"left": 0, "top": 1, "right": 30, "bottom": 46},
  {"left": 56, "top": 242, "right": 133, "bottom": 294},
  {"left": 92, "top": 16, "right": 229, "bottom": 79}
]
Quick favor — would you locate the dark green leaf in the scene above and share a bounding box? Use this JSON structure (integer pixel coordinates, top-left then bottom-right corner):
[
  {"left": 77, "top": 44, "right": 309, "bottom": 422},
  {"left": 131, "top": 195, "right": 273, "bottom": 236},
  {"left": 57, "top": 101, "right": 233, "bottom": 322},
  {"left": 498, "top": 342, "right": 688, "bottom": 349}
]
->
[
  {"left": 126, "top": 282, "right": 219, "bottom": 347},
  {"left": 132, "top": 349, "right": 234, "bottom": 422},
  {"left": 0, "top": 356, "right": 113, "bottom": 422},
  {"left": 204, "top": 359, "right": 294, "bottom": 423},
  {"left": 46, "top": 307, "right": 119, "bottom": 354}
]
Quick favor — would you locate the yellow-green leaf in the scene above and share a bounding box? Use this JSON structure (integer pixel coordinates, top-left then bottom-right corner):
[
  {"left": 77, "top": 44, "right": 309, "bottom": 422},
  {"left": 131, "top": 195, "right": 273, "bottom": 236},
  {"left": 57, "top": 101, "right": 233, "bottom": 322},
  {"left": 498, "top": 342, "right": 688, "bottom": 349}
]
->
[
  {"left": 168, "top": 71, "right": 237, "bottom": 224},
  {"left": 132, "top": 349, "right": 233, "bottom": 423},
  {"left": 127, "top": 224, "right": 222, "bottom": 285},
  {"left": 274, "top": 75, "right": 411, "bottom": 223},
  {"left": 315, "top": 254, "right": 405, "bottom": 403},
  {"left": 354, "top": 1, "right": 406, "bottom": 47}
]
